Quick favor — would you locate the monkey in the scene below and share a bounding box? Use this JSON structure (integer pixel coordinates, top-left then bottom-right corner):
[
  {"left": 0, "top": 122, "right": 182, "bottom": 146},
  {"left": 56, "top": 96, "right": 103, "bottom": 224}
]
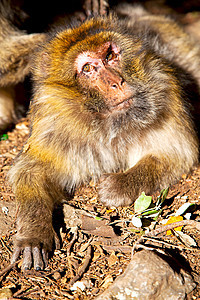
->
[
  {"left": 8, "top": 4, "right": 200, "bottom": 270},
  {"left": 0, "top": 1, "right": 46, "bottom": 132}
]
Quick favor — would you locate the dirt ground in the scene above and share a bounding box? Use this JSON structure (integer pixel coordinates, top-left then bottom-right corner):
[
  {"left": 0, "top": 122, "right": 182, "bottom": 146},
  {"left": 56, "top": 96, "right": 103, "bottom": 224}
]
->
[{"left": 1, "top": 1, "right": 200, "bottom": 299}]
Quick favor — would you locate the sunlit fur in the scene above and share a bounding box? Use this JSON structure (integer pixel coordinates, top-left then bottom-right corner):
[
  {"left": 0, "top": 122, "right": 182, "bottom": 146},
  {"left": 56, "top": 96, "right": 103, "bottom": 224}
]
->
[{"left": 9, "top": 7, "right": 199, "bottom": 255}]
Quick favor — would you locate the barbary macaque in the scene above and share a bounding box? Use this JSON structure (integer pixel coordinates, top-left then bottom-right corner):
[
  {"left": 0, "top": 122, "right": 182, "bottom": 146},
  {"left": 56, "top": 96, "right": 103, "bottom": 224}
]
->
[
  {"left": 9, "top": 4, "right": 200, "bottom": 270},
  {"left": 0, "top": 1, "right": 45, "bottom": 131}
]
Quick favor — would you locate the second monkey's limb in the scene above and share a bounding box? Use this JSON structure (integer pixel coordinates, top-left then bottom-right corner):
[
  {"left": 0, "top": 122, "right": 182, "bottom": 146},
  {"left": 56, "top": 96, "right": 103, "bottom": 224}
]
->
[{"left": 84, "top": 0, "right": 108, "bottom": 16}]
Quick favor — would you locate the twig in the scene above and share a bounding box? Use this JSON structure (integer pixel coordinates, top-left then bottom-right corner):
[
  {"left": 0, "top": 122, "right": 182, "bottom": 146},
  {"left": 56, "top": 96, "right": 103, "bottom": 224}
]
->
[
  {"left": 67, "top": 229, "right": 78, "bottom": 256},
  {"left": 0, "top": 259, "right": 20, "bottom": 280},
  {"left": 67, "top": 229, "right": 78, "bottom": 278},
  {"left": 142, "top": 236, "right": 200, "bottom": 251},
  {"left": 133, "top": 220, "right": 200, "bottom": 252},
  {"left": 13, "top": 286, "right": 32, "bottom": 298},
  {"left": 0, "top": 192, "right": 15, "bottom": 197},
  {"left": 69, "top": 245, "right": 92, "bottom": 286},
  {"left": 146, "top": 220, "right": 200, "bottom": 237},
  {"left": 13, "top": 287, "right": 40, "bottom": 298},
  {"left": 0, "top": 237, "right": 12, "bottom": 254},
  {"left": 102, "top": 245, "right": 132, "bottom": 252}
]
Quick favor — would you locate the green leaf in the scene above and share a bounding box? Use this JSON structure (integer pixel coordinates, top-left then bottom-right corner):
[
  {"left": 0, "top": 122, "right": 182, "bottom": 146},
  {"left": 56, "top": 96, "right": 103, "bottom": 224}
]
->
[
  {"left": 141, "top": 209, "right": 160, "bottom": 216},
  {"left": 156, "top": 187, "right": 169, "bottom": 207},
  {"left": 134, "top": 192, "right": 152, "bottom": 213},
  {"left": 94, "top": 216, "right": 103, "bottom": 221},
  {"left": 0, "top": 134, "right": 8, "bottom": 141}
]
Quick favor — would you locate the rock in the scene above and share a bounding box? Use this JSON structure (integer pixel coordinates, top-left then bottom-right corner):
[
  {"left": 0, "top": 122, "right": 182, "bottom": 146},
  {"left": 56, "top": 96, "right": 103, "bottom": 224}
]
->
[
  {"left": 96, "top": 250, "right": 196, "bottom": 300},
  {"left": 63, "top": 204, "right": 83, "bottom": 228}
]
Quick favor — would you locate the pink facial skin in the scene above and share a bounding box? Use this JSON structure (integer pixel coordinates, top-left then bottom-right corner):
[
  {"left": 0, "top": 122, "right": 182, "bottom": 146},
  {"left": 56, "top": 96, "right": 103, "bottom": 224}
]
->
[{"left": 75, "top": 42, "right": 134, "bottom": 110}]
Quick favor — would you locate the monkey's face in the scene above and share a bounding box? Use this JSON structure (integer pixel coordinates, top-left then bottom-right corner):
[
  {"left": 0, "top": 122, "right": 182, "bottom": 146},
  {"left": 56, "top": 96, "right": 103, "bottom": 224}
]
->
[
  {"left": 34, "top": 18, "right": 174, "bottom": 131},
  {"left": 73, "top": 37, "right": 168, "bottom": 129},
  {"left": 75, "top": 41, "right": 134, "bottom": 114}
]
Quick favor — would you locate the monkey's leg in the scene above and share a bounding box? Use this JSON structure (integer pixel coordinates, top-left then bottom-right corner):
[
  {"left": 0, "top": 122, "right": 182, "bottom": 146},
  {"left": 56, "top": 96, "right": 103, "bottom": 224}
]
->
[
  {"left": 10, "top": 162, "right": 61, "bottom": 270},
  {"left": 98, "top": 155, "right": 173, "bottom": 207},
  {"left": 11, "top": 199, "right": 60, "bottom": 270}
]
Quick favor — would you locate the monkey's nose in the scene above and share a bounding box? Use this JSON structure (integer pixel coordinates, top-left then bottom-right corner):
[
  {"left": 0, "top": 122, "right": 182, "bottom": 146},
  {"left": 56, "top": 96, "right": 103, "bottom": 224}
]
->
[{"left": 111, "top": 78, "right": 125, "bottom": 89}]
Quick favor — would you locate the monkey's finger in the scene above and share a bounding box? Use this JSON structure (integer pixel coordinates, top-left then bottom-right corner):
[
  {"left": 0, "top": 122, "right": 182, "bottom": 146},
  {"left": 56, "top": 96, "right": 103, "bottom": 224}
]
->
[
  {"left": 42, "top": 249, "right": 49, "bottom": 269},
  {"left": 83, "top": 0, "right": 92, "bottom": 16},
  {"left": 11, "top": 246, "right": 21, "bottom": 264},
  {"left": 100, "top": 0, "right": 108, "bottom": 16},
  {"left": 92, "top": 0, "right": 99, "bottom": 16},
  {"left": 22, "top": 246, "right": 32, "bottom": 270},
  {"left": 54, "top": 231, "right": 61, "bottom": 249},
  {"left": 32, "top": 246, "right": 44, "bottom": 270}
]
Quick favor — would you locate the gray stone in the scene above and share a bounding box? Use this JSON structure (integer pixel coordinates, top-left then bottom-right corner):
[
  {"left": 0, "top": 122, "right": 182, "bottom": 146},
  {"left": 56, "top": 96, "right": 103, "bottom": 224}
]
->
[{"left": 96, "top": 250, "right": 196, "bottom": 300}]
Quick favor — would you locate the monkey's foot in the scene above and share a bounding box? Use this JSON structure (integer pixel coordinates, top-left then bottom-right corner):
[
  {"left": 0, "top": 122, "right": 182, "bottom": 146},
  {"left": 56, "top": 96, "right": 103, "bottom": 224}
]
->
[
  {"left": 11, "top": 245, "right": 49, "bottom": 271},
  {"left": 11, "top": 232, "right": 60, "bottom": 271},
  {"left": 98, "top": 173, "right": 134, "bottom": 207}
]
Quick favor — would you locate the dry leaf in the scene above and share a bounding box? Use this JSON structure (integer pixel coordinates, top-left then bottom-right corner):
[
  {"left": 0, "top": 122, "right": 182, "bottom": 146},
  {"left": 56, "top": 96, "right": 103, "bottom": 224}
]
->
[
  {"left": 174, "top": 231, "right": 197, "bottom": 247},
  {"left": 101, "top": 275, "right": 113, "bottom": 289},
  {"left": 93, "top": 252, "right": 101, "bottom": 261},
  {"left": 106, "top": 209, "right": 116, "bottom": 214},
  {"left": 165, "top": 216, "right": 184, "bottom": 235},
  {"left": 107, "top": 251, "right": 118, "bottom": 267},
  {"left": 79, "top": 241, "right": 91, "bottom": 253},
  {"left": 81, "top": 215, "right": 118, "bottom": 238}
]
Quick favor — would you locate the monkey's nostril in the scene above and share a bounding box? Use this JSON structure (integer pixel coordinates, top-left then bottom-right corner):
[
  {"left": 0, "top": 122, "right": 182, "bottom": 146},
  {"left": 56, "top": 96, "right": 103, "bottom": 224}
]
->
[
  {"left": 121, "top": 78, "right": 125, "bottom": 86},
  {"left": 112, "top": 83, "right": 118, "bottom": 89}
]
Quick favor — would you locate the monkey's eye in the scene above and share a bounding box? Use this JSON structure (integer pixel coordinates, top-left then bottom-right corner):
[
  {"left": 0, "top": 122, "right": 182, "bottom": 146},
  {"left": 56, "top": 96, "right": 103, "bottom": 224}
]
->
[
  {"left": 82, "top": 63, "right": 92, "bottom": 73},
  {"left": 106, "top": 51, "right": 115, "bottom": 62}
]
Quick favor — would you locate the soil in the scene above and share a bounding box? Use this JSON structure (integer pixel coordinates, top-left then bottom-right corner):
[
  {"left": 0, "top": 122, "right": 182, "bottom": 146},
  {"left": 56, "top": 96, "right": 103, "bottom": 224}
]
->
[{"left": 1, "top": 1, "right": 200, "bottom": 299}]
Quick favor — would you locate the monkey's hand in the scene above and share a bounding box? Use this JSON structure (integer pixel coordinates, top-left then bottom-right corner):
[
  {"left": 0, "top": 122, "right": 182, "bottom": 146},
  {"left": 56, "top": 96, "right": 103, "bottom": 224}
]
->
[
  {"left": 84, "top": 0, "right": 108, "bottom": 17},
  {"left": 11, "top": 214, "right": 60, "bottom": 271},
  {"left": 98, "top": 173, "right": 134, "bottom": 207}
]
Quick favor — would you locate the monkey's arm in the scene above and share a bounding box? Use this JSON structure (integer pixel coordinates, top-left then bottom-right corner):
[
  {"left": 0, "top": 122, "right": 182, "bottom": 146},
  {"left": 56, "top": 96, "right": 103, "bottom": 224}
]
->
[
  {"left": 0, "top": 33, "right": 45, "bottom": 86},
  {"left": 98, "top": 120, "right": 198, "bottom": 207},
  {"left": 9, "top": 155, "right": 61, "bottom": 270},
  {"left": 98, "top": 154, "right": 172, "bottom": 207}
]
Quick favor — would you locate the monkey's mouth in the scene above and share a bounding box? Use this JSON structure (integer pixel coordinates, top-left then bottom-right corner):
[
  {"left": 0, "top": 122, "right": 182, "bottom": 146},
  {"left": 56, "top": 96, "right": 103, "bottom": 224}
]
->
[{"left": 109, "top": 97, "right": 133, "bottom": 112}]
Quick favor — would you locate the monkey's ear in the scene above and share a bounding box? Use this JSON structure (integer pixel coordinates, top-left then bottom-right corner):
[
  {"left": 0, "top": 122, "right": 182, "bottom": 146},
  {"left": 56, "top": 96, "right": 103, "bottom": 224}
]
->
[{"left": 33, "top": 51, "right": 51, "bottom": 81}]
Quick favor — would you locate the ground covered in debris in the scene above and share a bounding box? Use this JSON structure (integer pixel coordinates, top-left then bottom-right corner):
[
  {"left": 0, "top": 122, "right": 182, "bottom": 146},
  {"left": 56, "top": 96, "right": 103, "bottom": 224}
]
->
[
  {"left": 0, "top": 115, "right": 200, "bottom": 300},
  {"left": 1, "top": 1, "right": 200, "bottom": 299}
]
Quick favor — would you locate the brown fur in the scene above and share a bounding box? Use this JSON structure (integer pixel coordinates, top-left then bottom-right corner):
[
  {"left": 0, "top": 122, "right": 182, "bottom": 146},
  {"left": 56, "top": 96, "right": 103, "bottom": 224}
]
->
[
  {"left": 0, "top": 2, "right": 45, "bottom": 131},
  {"left": 9, "top": 6, "right": 199, "bottom": 269}
]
